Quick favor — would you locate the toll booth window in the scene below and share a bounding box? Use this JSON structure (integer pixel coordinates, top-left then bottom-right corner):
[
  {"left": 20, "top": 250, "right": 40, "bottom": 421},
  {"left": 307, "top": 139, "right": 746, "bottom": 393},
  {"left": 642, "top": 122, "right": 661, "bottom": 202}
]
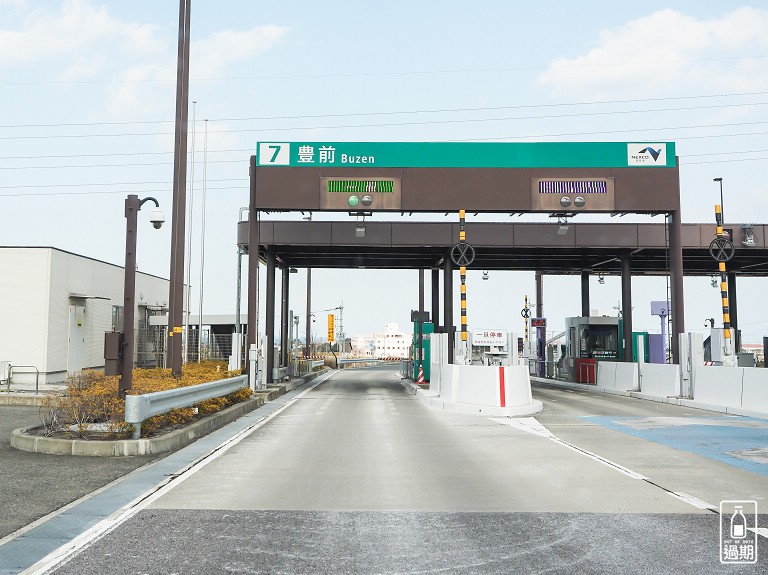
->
[{"left": 579, "top": 325, "right": 618, "bottom": 359}]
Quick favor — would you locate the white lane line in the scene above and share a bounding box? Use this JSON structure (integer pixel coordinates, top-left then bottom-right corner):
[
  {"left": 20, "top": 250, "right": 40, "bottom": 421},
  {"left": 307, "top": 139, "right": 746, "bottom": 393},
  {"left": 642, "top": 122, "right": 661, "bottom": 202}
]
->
[
  {"left": 749, "top": 527, "right": 768, "bottom": 539},
  {"left": 22, "top": 371, "right": 335, "bottom": 575},
  {"left": 491, "top": 417, "right": 646, "bottom": 479},
  {"left": 490, "top": 416, "right": 730, "bottom": 512},
  {"left": 668, "top": 491, "right": 717, "bottom": 511},
  {"left": 551, "top": 437, "right": 649, "bottom": 480}
]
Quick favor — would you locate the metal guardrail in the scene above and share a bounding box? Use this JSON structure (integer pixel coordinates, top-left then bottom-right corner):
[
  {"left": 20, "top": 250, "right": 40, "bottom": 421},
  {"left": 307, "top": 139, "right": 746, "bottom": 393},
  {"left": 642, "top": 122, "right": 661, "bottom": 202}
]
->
[
  {"left": 124, "top": 375, "right": 247, "bottom": 440},
  {"left": 337, "top": 358, "right": 382, "bottom": 367}
]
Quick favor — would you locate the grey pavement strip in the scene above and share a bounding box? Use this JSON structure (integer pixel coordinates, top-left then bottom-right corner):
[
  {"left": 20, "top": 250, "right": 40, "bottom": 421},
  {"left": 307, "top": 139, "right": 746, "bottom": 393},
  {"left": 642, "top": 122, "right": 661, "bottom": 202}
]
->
[
  {"left": 0, "top": 374, "right": 333, "bottom": 575},
  {"left": 46, "top": 510, "right": 768, "bottom": 575}
]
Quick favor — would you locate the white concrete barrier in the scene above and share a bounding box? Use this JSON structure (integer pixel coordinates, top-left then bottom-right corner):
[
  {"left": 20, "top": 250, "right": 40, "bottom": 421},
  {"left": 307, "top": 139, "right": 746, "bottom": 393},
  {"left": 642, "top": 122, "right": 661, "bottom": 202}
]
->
[
  {"left": 420, "top": 362, "right": 541, "bottom": 416},
  {"left": 615, "top": 362, "right": 639, "bottom": 391},
  {"left": 735, "top": 368, "right": 768, "bottom": 413},
  {"left": 692, "top": 366, "right": 744, "bottom": 408},
  {"left": 639, "top": 363, "right": 680, "bottom": 397},
  {"left": 595, "top": 361, "right": 638, "bottom": 391},
  {"left": 596, "top": 362, "right": 617, "bottom": 389}
]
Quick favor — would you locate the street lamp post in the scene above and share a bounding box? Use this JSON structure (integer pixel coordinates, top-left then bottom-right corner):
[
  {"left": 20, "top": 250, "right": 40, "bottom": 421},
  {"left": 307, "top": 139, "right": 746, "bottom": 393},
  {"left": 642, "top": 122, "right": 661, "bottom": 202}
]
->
[
  {"left": 119, "top": 194, "right": 164, "bottom": 399},
  {"left": 714, "top": 177, "right": 724, "bottom": 222}
]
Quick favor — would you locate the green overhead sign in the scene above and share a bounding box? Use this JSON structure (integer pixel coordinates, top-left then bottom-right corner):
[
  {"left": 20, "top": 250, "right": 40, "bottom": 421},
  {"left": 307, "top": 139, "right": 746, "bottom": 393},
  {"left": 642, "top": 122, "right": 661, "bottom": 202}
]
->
[{"left": 256, "top": 141, "right": 676, "bottom": 169}]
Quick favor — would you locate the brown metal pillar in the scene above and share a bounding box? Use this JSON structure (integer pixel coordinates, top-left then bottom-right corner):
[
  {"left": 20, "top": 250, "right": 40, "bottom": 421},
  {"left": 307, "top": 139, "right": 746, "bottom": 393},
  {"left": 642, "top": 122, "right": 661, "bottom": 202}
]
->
[
  {"left": 418, "top": 269, "right": 424, "bottom": 371},
  {"left": 431, "top": 267, "right": 440, "bottom": 330},
  {"left": 581, "top": 270, "right": 590, "bottom": 317},
  {"left": 280, "top": 265, "right": 289, "bottom": 367},
  {"left": 444, "top": 256, "right": 454, "bottom": 364},
  {"left": 621, "top": 254, "right": 633, "bottom": 362},
  {"left": 247, "top": 157, "right": 259, "bottom": 373},
  {"left": 265, "top": 249, "right": 276, "bottom": 383},
  {"left": 535, "top": 271, "right": 544, "bottom": 376},
  {"left": 305, "top": 268, "right": 312, "bottom": 356},
  {"left": 168, "top": 0, "right": 192, "bottom": 377},
  {"left": 728, "top": 271, "right": 740, "bottom": 352},
  {"left": 668, "top": 210, "right": 685, "bottom": 364}
]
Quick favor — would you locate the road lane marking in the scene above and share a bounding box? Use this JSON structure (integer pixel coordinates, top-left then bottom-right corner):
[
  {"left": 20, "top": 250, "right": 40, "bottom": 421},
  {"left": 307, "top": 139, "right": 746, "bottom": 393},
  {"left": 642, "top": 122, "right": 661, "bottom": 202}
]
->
[
  {"left": 490, "top": 416, "right": 726, "bottom": 512},
  {"left": 749, "top": 527, "right": 768, "bottom": 539},
  {"left": 668, "top": 491, "right": 717, "bottom": 510}
]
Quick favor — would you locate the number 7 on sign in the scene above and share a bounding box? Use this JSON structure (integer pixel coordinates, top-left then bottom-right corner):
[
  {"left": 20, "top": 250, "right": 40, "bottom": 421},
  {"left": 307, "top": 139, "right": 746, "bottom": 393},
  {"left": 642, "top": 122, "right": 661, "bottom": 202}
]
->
[{"left": 257, "top": 142, "right": 291, "bottom": 165}]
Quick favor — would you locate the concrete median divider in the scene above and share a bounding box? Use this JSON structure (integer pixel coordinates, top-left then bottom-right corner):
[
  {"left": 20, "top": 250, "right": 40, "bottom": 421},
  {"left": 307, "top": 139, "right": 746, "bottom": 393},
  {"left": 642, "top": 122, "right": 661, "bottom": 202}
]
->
[
  {"left": 10, "top": 369, "right": 327, "bottom": 457},
  {"left": 419, "top": 363, "right": 542, "bottom": 416}
]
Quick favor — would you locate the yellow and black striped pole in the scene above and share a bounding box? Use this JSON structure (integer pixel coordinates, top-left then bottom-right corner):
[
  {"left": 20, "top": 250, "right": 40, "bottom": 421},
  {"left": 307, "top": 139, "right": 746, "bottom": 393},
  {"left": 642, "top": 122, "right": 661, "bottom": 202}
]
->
[
  {"left": 459, "top": 210, "right": 468, "bottom": 343},
  {"left": 524, "top": 295, "right": 530, "bottom": 343},
  {"left": 714, "top": 205, "right": 732, "bottom": 347}
]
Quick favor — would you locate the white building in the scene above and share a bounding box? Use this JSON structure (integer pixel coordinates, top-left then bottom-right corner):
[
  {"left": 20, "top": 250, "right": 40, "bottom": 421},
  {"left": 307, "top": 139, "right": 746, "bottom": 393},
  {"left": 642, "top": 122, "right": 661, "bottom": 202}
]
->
[
  {"left": 372, "top": 322, "right": 410, "bottom": 359},
  {"left": 349, "top": 335, "right": 375, "bottom": 358},
  {"left": 0, "top": 247, "right": 170, "bottom": 385}
]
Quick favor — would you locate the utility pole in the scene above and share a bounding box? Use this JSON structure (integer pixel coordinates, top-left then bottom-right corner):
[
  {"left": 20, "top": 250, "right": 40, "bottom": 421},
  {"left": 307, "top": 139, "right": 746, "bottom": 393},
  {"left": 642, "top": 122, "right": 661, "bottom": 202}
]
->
[{"left": 168, "top": 0, "right": 192, "bottom": 377}]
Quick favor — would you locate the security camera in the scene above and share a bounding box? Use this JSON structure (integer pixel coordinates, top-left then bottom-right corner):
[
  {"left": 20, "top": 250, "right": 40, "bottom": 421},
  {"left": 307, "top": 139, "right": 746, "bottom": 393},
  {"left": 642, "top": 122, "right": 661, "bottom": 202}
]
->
[{"left": 149, "top": 207, "right": 165, "bottom": 229}]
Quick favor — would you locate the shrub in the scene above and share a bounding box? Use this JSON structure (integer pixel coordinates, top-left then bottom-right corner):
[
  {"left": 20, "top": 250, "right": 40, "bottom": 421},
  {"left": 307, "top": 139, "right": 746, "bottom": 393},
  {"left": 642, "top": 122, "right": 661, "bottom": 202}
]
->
[{"left": 38, "top": 362, "right": 250, "bottom": 439}]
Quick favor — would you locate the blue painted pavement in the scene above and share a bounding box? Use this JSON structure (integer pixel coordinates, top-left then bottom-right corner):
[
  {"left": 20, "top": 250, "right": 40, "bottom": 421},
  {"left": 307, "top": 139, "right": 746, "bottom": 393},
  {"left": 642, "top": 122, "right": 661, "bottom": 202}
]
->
[{"left": 583, "top": 416, "right": 768, "bottom": 476}]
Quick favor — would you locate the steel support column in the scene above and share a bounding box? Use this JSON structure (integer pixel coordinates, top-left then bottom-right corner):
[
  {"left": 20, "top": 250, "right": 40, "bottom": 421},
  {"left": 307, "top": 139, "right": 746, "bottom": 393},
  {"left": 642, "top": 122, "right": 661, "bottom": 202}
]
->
[
  {"left": 265, "top": 249, "right": 276, "bottom": 383},
  {"left": 246, "top": 157, "right": 259, "bottom": 375},
  {"left": 444, "top": 256, "right": 454, "bottom": 364},
  {"left": 535, "top": 271, "right": 544, "bottom": 377},
  {"left": 581, "top": 270, "right": 590, "bottom": 317},
  {"left": 280, "top": 265, "right": 289, "bottom": 367},
  {"left": 305, "top": 268, "right": 312, "bottom": 356},
  {"left": 728, "top": 271, "right": 739, "bottom": 352},
  {"left": 418, "top": 269, "right": 424, "bottom": 372},
  {"left": 431, "top": 268, "right": 440, "bottom": 331},
  {"left": 668, "top": 210, "right": 685, "bottom": 364},
  {"left": 621, "top": 254, "right": 633, "bottom": 362}
]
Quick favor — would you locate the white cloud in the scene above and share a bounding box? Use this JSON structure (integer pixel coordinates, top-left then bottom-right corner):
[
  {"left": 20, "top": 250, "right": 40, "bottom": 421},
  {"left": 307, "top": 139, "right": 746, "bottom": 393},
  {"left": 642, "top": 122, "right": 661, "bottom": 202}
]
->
[
  {"left": 537, "top": 8, "right": 768, "bottom": 99},
  {"left": 191, "top": 24, "right": 289, "bottom": 78},
  {"left": 0, "top": 0, "right": 163, "bottom": 78}
]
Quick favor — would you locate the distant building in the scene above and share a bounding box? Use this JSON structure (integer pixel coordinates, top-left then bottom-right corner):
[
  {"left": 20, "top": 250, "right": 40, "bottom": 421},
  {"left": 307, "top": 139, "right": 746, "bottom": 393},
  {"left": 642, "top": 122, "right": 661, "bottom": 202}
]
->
[
  {"left": 0, "top": 247, "right": 170, "bottom": 385},
  {"left": 350, "top": 322, "right": 411, "bottom": 359},
  {"left": 349, "top": 335, "right": 375, "bottom": 357},
  {"left": 374, "top": 322, "right": 410, "bottom": 359}
]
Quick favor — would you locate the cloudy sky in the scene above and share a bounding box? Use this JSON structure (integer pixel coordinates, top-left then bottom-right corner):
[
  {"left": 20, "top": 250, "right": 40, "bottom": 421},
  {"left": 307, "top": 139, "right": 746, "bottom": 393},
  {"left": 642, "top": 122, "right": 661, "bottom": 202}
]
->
[{"left": 2, "top": 1, "right": 767, "bottom": 344}]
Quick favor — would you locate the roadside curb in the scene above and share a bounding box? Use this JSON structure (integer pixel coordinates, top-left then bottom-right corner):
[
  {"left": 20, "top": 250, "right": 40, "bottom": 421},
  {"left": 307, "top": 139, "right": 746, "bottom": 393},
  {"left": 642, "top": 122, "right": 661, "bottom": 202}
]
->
[
  {"left": 0, "top": 392, "right": 61, "bottom": 407},
  {"left": 9, "top": 369, "right": 328, "bottom": 457}
]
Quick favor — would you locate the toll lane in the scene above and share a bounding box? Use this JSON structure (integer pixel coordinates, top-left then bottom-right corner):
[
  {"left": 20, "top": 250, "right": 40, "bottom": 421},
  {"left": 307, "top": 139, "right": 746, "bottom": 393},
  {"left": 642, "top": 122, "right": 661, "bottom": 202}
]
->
[
  {"left": 48, "top": 369, "right": 768, "bottom": 575},
  {"left": 149, "top": 368, "right": 703, "bottom": 514},
  {"left": 532, "top": 382, "right": 768, "bottom": 508}
]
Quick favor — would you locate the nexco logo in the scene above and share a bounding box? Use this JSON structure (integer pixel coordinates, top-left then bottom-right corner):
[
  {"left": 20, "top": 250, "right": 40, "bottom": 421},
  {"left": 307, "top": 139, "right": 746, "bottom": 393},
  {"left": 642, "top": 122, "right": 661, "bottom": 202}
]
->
[{"left": 627, "top": 143, "right": 666, "bottom": 166}]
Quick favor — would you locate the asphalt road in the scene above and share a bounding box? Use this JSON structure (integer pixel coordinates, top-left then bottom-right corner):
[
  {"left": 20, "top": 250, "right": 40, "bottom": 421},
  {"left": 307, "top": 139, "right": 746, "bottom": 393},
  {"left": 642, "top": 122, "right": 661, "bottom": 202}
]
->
[
  {"left": 43, "top": 368, "right": 767, "bottom": 574},
  {"left": 0, "top": 405, "right": 158, "bottom": 539}
]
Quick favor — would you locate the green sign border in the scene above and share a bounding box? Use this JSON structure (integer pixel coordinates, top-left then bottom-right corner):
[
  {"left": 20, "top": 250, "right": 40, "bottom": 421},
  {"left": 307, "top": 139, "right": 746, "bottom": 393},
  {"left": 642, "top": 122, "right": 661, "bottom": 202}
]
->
[{"left": 256, "top": 141, "right": 677, "bottom": 169}]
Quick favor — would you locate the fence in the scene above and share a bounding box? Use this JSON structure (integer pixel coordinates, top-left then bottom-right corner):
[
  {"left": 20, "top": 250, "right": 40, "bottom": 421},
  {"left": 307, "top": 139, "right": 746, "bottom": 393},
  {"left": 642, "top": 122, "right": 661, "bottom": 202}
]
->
[{"left": 133, "top": 328, "right": 240, "bottom": 368}]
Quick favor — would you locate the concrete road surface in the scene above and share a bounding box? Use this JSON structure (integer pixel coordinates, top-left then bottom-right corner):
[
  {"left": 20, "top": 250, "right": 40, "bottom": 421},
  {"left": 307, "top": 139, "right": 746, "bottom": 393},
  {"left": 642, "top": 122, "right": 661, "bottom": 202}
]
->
[{"left": 15, "top": 368, "right": 768, "bottom": 573}]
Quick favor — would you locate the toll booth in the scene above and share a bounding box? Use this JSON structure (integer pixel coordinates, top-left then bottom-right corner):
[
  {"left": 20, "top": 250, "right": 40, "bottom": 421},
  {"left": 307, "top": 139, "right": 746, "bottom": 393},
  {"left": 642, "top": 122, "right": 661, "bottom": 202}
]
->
[
  {"left": 563, "top": 317, "right": 620, "bottom": 383},
  {"left": 413, "top": 322, "right": 434, "bottom": 380}
]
